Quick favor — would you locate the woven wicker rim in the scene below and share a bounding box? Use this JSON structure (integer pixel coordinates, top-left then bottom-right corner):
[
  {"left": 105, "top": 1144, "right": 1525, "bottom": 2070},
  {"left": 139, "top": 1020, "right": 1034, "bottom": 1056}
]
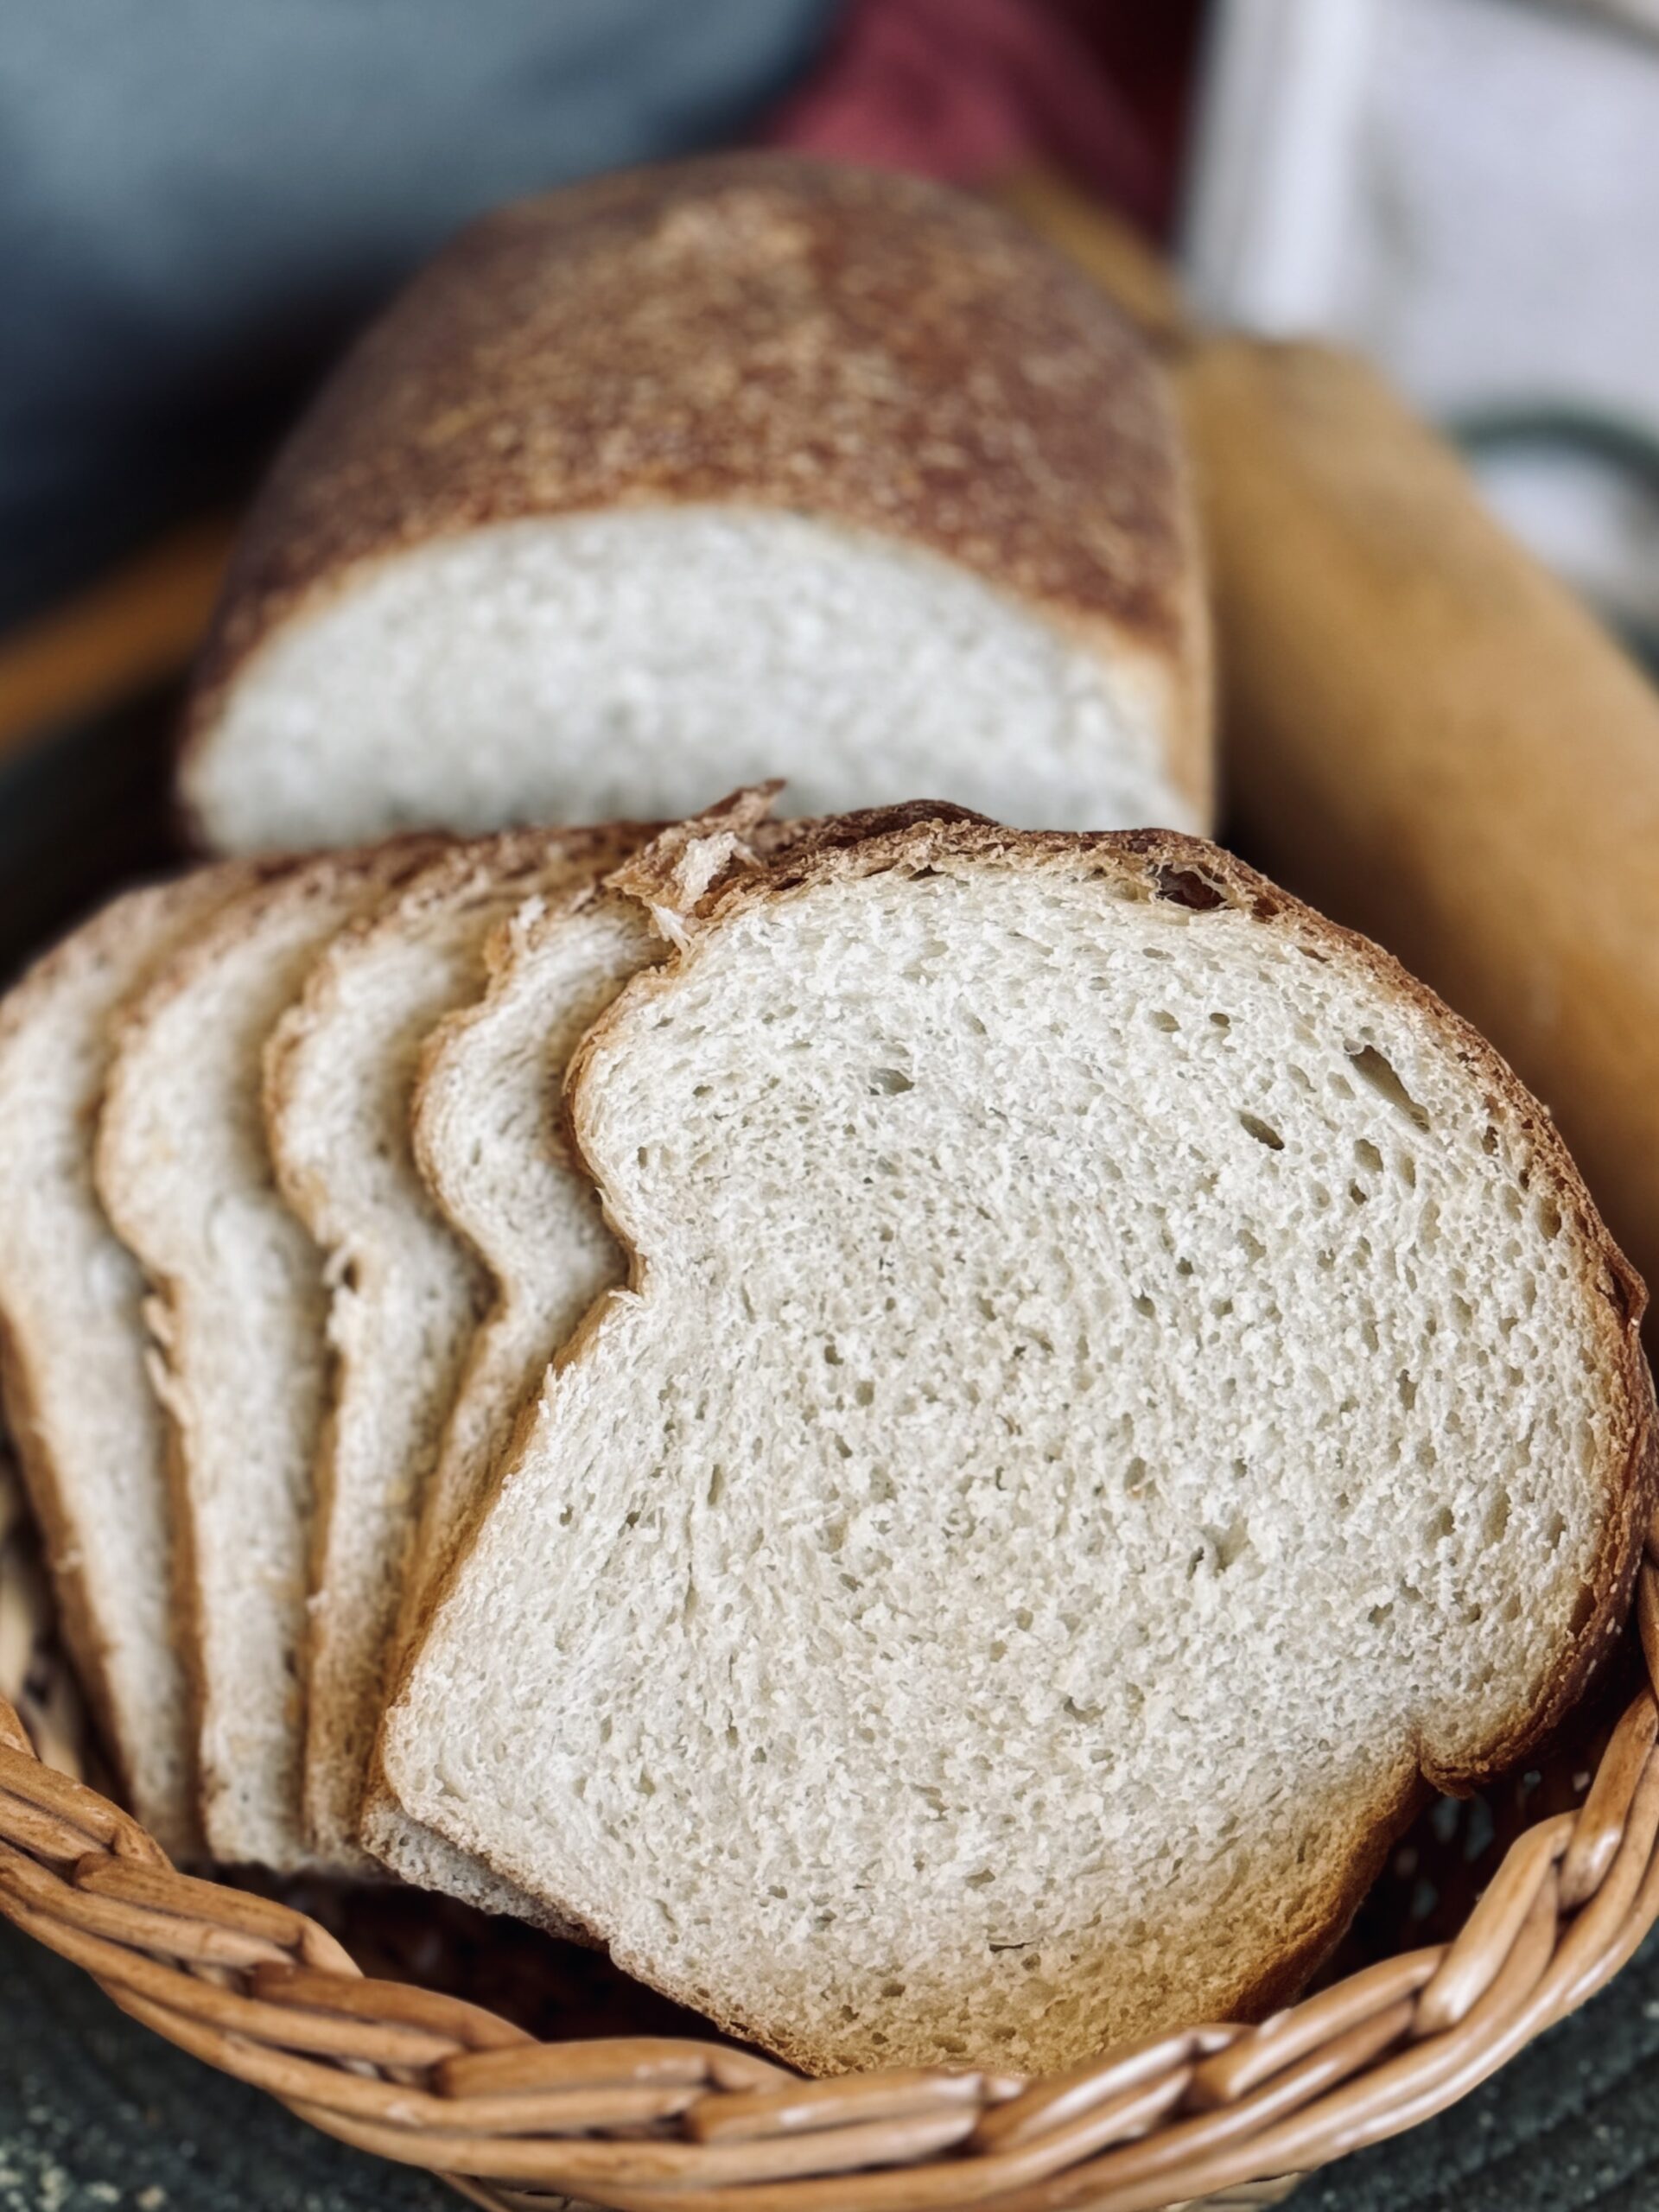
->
[{"left": 4, "top": 1451, "right": 1659, "bottom": 2212}]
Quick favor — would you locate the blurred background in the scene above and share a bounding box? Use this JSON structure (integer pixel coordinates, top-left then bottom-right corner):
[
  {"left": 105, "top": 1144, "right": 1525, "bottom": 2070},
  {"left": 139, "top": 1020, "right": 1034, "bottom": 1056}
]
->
[{"left": 5, "top": 0, "right": 1657, "bottom": 640}]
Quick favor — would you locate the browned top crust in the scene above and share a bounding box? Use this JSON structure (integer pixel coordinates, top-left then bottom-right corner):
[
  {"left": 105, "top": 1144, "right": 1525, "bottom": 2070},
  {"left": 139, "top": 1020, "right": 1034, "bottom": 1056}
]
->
[{"left": 184, "top": 153, "right": 1209, "bottom": 816}]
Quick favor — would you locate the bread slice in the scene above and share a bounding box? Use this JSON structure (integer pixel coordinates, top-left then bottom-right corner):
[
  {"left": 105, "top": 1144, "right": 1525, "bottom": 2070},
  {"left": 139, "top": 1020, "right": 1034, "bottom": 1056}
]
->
[
  {"left": 95, "top": 841, "right": 443, "bottom": 1869},
  {"left": 383, "top": 817, "right": 1655, "bottom": 2075},
  {"left": 358, "top": 878, "right": 663, "bottom": 1907},
  {"left": 180, "top": 154, "right": 1210, "bottom": 854},
  {"left": 0, "top": 865, "right": 270, "bottom": 1854},
  {"left": 264, "top": 826, "right": 649, "bottom": 1871}
]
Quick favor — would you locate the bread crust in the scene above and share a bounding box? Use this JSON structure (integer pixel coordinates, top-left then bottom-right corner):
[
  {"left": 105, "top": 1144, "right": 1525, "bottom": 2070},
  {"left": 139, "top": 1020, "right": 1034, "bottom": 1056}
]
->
[
  {"left": 181, "top": 153, "right": 1210, "bottom": 830},
  {"left": 518, "top": 817, "right": 1653, "bottom": 2063}
]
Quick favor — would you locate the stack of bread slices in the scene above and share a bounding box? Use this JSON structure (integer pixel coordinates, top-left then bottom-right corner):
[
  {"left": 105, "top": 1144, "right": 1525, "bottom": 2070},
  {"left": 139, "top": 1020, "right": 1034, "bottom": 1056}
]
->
[{"left": 0, "top": 789, "right": 1651, "bottom": 2079}]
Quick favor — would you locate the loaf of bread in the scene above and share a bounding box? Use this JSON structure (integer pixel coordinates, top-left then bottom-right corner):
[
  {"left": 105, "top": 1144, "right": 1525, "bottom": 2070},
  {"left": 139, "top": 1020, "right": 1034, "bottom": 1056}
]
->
[
  {"left": 95, "top": 842, "right": 443, "bottom": 1869},
  {"left": 381, "top": 810, "right": 1654, "bottom": 2074},
  {"left": 0, "top": 865, "right": 266, "bottom": 1856},
  {"left": 179, "top": 155, "right": 1210, "bottom": 854}
]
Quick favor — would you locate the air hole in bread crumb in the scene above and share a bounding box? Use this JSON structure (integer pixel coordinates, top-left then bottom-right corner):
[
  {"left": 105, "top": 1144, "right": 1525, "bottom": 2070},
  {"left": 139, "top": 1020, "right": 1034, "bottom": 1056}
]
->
[
  {"left": 1205, "top": 1516, "right": 1252, "bottom": 1570},
  {"left": 1398, "top": 1371, "right": 1418, "bottom": 1408},
  {"left": 1238, "top": 1228, "right": 1268, "bottom": 1263},
  {"left": 1211, "top": 1011, "right": 1232, "bottom": 1033},
  {"left": 1149, "top": 1009, "right": 1179, "bottom": 1032},
  {"left": 1354, "top": 1138, "right": 1383, "bottom": 1174},
  {"left": 1346, "top": 1045, "right": 1432, "bottom": 1130},
  {"left": 1546, "top": 1510, "right": 1567, "bottom": 1550},
  {"left": 1538, "top": 1198, "right": 1563, "bottom": 1240},
  {"left": 1369, "top": 1602, "right": 1393, "bottom": 1626},
  {"left": 1237, "top": 1112, "right": 1283, "bottom": 1151},
  {"left": 1153, "top": 864, "right": 1226, "bottom": 911},
  {"left": 1125, "top": 1457, "right": 1152, "bottom": 1496},
  {"left": 868, "top": 1066, "right": 913, "bottom": 1095},
  {"left": 966, "top": 1869, "right": 996, "bottom": 1889},
  {"left": 1133, "top": 1292, "right": 1155, "bottom": 1318}
]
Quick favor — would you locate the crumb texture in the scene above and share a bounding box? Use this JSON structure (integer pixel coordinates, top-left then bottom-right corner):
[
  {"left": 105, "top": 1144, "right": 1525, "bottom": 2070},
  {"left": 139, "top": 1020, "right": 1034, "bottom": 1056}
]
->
[
  {"left": 190, "top": 513, "right": 1192, "bottom": 849},
  {"left": 387, "top": 836, "right": 1645, "bottom": 2074}
]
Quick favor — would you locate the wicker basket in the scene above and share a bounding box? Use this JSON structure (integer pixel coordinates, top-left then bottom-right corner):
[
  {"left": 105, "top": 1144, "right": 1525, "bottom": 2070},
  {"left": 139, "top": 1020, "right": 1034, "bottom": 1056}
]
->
[{"left": 4, "top": 1442, "right": 1659, "bottom": 2212}]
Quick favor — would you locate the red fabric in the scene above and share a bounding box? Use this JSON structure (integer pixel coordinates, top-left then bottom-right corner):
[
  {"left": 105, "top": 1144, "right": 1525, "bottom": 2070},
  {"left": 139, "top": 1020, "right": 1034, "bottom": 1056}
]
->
[{"left": 765, "top": 0, "right": 1204, "bottom": 233}]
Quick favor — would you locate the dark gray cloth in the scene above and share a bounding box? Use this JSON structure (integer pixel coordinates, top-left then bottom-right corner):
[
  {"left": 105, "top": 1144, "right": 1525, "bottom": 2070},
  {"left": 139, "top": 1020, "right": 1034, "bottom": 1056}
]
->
[{"left": 0, "top": 0, "right": 833, "bottom": 623}]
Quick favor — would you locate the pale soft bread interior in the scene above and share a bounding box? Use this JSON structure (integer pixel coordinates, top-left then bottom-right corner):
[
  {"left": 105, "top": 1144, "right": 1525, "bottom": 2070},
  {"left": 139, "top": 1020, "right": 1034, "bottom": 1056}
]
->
[
  {"left": 360, "top": 887, "right": 661, "bottom": 1907},
  {"left": 385, "top": 831, "right": 1643, "bottom": 2075},
  {"left": 0, "top": 867, "right": 259, "bottom": 1855},
  {"left": 186, "top": 511, "right": 1192, "bottom": 853},
  {"left": 96, "top": 844, "right": 441, "bottom": 1870},
  {"left": 265, "top": 831, "right": 639, "bottom": 1871}
]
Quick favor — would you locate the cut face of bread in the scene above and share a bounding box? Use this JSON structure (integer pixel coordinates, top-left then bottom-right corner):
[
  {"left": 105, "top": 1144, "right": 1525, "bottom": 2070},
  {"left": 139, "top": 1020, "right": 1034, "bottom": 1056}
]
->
[
  {"left": 181, "top": 156, "right": 1209, "bottom": 855},
  {"left": 384, "top": 821, "right": 1653, "bottom": 2075},
  {"left": 359, "top": 883, "right": 662, "bottom": 1907},
  {"left": 187, "top": 512, "right": 1197, "bottom": 849},
  {"left": 95, "top": 842, "right": 443, "bottom": 1870},
  {"left": 264, "top": 828, "right": 645, "bottom": 1871},
  {"left": 0, "top": 866, "right": 265, "bottom": 1855}
]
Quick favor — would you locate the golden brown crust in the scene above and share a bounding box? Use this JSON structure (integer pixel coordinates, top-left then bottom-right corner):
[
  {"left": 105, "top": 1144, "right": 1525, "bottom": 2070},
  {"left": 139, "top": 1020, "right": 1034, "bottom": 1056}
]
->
[
  {"left": 537, "top": 814, "right": 1656, "bottom": 2064},
  {"left": 181, "top": 153, "right": 1210, "bottom": 825}
]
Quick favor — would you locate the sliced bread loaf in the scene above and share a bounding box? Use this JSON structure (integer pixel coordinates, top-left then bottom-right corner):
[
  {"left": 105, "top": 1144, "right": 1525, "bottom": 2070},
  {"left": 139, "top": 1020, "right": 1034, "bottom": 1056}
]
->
[
  {"left": 95, "top": 841, "right": 443, "bottom": 1869},
  {"left": 359, "top": 880, "right": 662, "bottom": 1905},
  {"left": 264, "top": 826, "right": 646, "bottom": 1871},
  {"left": 180, "top": 154, "right": 1209, "bottom": 853},
  {"left": 0, "top": 865, "right": 269, "bottom": 1855},
  {"left": 382, "top": 817, "right": 1655, "bottom": 2075}
]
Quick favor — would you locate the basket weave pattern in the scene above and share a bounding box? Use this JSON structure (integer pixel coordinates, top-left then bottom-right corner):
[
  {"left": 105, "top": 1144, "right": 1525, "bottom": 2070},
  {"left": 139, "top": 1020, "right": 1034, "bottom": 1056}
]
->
[{"left": 3, "top": 1441, "right": 1659, "bottom": 2212}]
